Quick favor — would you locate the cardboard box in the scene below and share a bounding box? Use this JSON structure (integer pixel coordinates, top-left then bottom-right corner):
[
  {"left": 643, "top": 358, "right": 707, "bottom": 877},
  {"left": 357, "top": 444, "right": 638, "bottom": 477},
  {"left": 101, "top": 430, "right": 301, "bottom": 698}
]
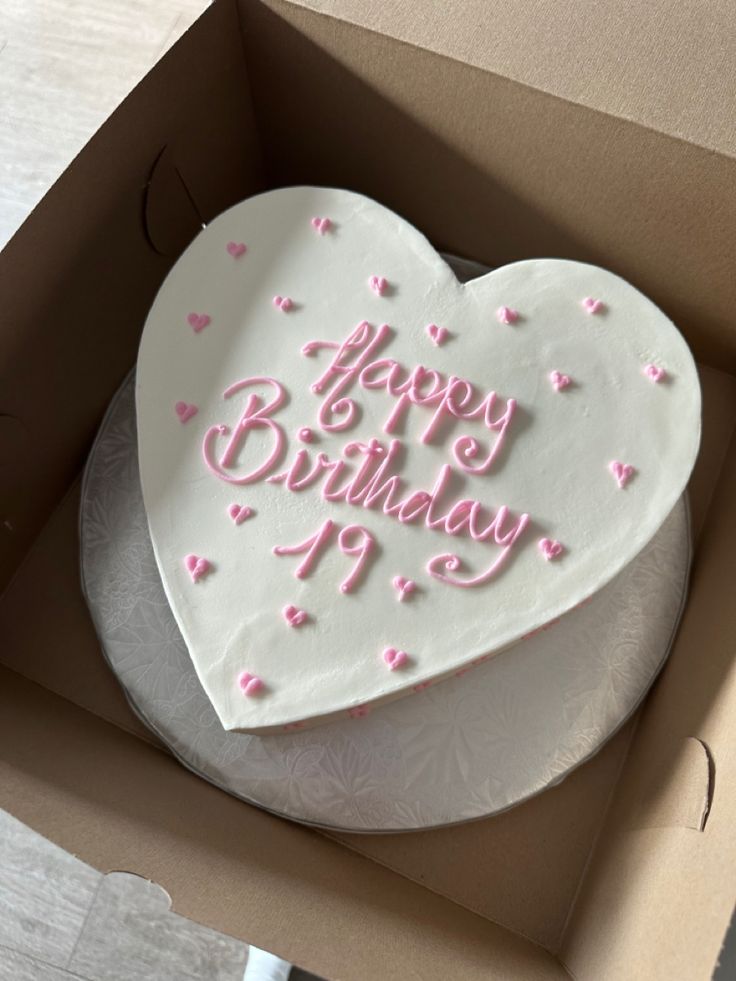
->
[{"left": 1, "top": 1, "right": 735, "bottom": 977}]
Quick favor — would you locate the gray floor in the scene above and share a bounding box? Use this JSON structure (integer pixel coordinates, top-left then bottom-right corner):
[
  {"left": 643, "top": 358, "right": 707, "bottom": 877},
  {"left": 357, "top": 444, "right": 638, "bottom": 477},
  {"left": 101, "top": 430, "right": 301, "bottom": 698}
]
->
[{"left": 0, "top": 808, "right": 249, "bottom": 980}]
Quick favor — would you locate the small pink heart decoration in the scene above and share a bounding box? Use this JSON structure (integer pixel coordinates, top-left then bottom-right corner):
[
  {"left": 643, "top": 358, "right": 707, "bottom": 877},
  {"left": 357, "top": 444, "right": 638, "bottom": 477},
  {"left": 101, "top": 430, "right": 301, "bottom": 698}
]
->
[
  {"left": 283, "top": 604, "right": 308, "bottom": 627},
  {"left": 644, "top": 363, "right": 666, "bottom": 383},
  {"left": 184, "top": 553, "right": 211, "bottom": 583},
  {"left": 392, "top": 575, "right": 416, "bottom": 601},
  {"left": 413, "top": 681, "right": 432, "bottom": 693},
  {"left": 311, "top": 216, "right": 332, "bottom": 234},
  {"left": 538, "top": 538, "right": 564, "bottom": 561},
  {"left": 582, "top": 296, "right": 604, "bottom": 314},
  {"left": 549, "top": 370, "right": 571, "bottom": 392},
  {"left": 383, "top": 647, "right": 409, "bottom": 671},
  {"left": 369, "top": 275, "right": 388, "bottom": 296},
  {"left": 186, "top": 312, "right": 211, "bottom": 333},
  {"left": 226, "top": 241, "right": 247, "bottom": 258},
  {"left": 610, "top": 460, "right": 635, "bottom": 488},
  {"left": 496, "top": 306, "right": 519, "bottom": 325},
  {"left": 174, "top": 401, "right": 198, "bottom": 424},
  {"left": 237, "top": 671, "right": 264, "bottom": 696},
  {"left": 228, "top": 503, "right": 253, "bottom": 525},
  {"left": 273, "top": 295, "right": 293, "bottom": 312},
  {"left": 426, "top": 323, "right": 449, "bottom": 346}
]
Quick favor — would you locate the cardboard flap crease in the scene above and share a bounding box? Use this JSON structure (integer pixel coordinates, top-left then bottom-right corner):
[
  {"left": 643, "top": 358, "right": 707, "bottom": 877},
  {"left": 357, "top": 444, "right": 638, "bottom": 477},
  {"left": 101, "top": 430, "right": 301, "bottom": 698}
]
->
[{"left": 1, "top": 1, "right": 735, "bottom": 978}]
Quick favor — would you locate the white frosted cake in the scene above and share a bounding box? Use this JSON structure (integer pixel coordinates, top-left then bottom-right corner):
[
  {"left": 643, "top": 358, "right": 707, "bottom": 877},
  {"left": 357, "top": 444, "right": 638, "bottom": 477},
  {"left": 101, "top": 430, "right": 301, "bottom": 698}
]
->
[{"left": 136, "top": 186, "right": 701, "bottom": 733}]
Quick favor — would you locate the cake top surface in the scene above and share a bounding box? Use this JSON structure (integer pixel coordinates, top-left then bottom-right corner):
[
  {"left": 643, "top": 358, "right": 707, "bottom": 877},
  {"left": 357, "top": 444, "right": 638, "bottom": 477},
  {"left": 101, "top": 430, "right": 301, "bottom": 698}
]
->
[{"left": 136, "top": 186, "right": 700, "bottom": 732}]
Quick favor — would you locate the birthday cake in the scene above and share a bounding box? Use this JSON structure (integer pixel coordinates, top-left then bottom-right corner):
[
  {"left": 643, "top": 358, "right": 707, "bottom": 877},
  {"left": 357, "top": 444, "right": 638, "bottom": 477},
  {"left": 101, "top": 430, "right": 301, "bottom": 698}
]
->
[{"left": 136, "top": 186, "right": 701, "bottom": 734}]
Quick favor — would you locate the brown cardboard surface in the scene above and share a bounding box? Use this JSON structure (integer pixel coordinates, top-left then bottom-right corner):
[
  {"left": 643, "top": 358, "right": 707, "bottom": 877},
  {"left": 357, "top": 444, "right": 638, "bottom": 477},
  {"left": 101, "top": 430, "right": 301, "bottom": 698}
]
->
[
  {"left": 0, "top": 0, "right": 261, "bottom": 595},
  {"left": 286, "top": 0, "right": 736, "bottom": 157},
  {"left": 0, "top": 666, "right": 568, "bottom": 981},
  {"left": 0, "top": 479, "right": 156, "bottom": 745},
  {"left": 2, "top": 0, "right": 736, "bottom": 977},
  {"left": 561, "top": 429, "right": 736, "bottom": 979},
  {"left": 241, "top": 0, "right": 736, "bottom": 370}
]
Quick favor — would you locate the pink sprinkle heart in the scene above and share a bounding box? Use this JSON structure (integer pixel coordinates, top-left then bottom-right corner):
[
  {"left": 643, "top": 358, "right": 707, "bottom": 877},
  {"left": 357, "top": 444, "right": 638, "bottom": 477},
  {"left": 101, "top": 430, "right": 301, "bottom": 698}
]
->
[
  {"left": 174, "top": 401, "right": 198, "bottom": 424},
  {"left": 283, "top": 604, "right": 308, "bottom": 628},
  {"left": 228, "top": 503, "right": 253, "bottom": 525},
  {"left": 644, "top": 363, "right": 666, "bottom": 383},
  {"left": 549, "top": 370, "right": 571, "bottom": 392},
  {"left": 392, "top": 575, "right": 416, "bottom": 601},
  {"left": 369, "top": 275, "right": 388, "bottom": 296},
  {"left": 538, "top": 537, "right": 564, "bottom": 561},
  {"left": 186, "top": 312, "right": 211, "bottom": 333},
  {"left": 311, "top": 216, "right": 332, "bottom": 234},
  {"left": 413, "top": 681, "right": 432, "bottom": 693},
  {"left": 496, "top": 306, "right": 519, "bottom": 325},
  {"left": 184, "top": 553, "right": 211, "bottom": 583},
  {"left": 582, "top": 296, "right": 604, "bottom": 314},
  {"left": 610, "top": 460, "right": 635, "bottom": 488},
  {"left": 273, "top": 295, "right": 293, "bottom": 312},
  {"left": 237, "top": 671, "right": 263, "bottom": 696},
  {"left": 426, "top": 323, "right": 449, "bottom": 346},
  {"left": 226, "top": 241, "right": 247, "bottom": 258},
  {"left": 383, "top": 646, "right": 409, "bottom": 671}
]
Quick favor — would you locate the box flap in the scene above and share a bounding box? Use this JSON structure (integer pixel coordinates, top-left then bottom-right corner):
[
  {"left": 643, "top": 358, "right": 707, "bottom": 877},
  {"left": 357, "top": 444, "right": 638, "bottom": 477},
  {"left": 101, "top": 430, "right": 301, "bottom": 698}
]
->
[
  {"left": 561, "top": 428, "right": 736, "bottom": 979},
  {"left": 284, "top": 0, "right": 736, "bottom": 158},
  {"left": 0, "top": 0, "right": 262, "bottom": 594}
]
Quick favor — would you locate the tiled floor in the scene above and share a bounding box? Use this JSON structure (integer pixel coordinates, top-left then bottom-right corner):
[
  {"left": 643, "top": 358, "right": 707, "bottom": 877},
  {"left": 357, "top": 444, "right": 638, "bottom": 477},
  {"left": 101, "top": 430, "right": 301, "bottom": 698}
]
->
[{"left": 0, "top": 808, "right": 249, "bottom": 980}]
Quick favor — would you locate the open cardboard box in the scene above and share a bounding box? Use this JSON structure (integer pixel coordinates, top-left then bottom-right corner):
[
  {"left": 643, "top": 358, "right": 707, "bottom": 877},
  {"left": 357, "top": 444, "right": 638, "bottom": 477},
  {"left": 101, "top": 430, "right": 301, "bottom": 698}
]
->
[{"left": 1, "top": 1, "right": 735, "bottom": 977}]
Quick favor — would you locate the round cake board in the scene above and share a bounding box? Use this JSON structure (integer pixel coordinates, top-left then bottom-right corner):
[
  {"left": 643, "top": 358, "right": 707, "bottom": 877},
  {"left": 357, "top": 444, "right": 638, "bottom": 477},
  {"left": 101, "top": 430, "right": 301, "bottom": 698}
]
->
[{"left": 80, "top": 259, "right": 691, "bottom": 833}]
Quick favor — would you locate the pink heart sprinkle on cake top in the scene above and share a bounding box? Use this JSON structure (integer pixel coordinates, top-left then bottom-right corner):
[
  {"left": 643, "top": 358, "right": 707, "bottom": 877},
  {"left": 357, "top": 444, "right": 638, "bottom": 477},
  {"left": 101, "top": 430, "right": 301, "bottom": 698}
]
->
[
  {"left": 369, "top": 275, "right": 388, "bottom": 296},
  {"left": 174, "top": 401, "right": 198, "bottom": 423},
  {"left": 228, "top": 503, "right": 253, "bottom": 525},
  {"left": 184, "top": 553, "right": 211, "bottom": 583},
  {"left": 186, "top": 312, "right": 211, "bottom": 333},
  {"left": 644, "top": 363, "right": 666, "bottom": 383},
  {"left": 273, "top": 295, "right": 293, "bottom": 312},
  {"left": 426, "top": 323, "right": 449, "bottom": 346},
  {"left": 383, "top": 647, "right": 409, "bottom": 670},
  {"left": 582, "top": 296, "right": 604, "bottom": 314},
  {"left": 610, "top": 460, "right": 635, "bottom": 488},
  {"left": 496, "top": 306, "right": 519, "bottom": 325},
  {"left": 226, "top": 241, "right": 247, "bottom": 258},
  {"left": 538, "top": 537, "right": 564, "bottom": 560},
  {"left": 237, "top": 671, "right": 263, "bottom": 696},
  {"left": 392, "top": 575, "right": 416, "bottom": 601},
  {"left": 549, "top": 370, "right": 571, "bottom": 392},
  {"left": 311, "top": 216, "right": 332, "bottom": 234},
  {"left": 283, "top": 604, "right": 308, "bottom": 627}
]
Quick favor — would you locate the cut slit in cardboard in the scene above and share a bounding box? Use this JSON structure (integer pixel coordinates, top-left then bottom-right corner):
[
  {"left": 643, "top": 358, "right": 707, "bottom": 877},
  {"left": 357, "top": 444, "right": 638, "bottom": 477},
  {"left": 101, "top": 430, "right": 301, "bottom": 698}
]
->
[{"left": 1, "top": 1, "right": 735, "bottom": 978}]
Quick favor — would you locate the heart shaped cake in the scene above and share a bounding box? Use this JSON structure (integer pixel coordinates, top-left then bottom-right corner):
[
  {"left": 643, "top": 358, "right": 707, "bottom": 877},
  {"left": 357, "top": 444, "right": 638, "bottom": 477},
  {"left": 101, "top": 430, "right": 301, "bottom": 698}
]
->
[{"left": 136, "top": 187, "right": 701, "bottom": 733}]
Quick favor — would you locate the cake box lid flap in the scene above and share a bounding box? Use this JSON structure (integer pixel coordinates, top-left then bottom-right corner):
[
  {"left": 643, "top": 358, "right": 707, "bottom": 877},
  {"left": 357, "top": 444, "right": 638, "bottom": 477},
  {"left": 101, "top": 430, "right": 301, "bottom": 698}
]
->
[{"left": 276, "top": 0, "right": 736, "bottom": 159}]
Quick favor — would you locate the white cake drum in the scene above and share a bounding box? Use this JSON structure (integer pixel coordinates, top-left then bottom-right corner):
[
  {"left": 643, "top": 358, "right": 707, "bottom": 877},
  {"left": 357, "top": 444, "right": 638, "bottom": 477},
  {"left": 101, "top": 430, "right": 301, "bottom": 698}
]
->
[
  {"left": 81, "top": 348, "right": 690, "bottom": 833},
  {"left": 135, "top": 187, "right": 700, "bottom": 734}
]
